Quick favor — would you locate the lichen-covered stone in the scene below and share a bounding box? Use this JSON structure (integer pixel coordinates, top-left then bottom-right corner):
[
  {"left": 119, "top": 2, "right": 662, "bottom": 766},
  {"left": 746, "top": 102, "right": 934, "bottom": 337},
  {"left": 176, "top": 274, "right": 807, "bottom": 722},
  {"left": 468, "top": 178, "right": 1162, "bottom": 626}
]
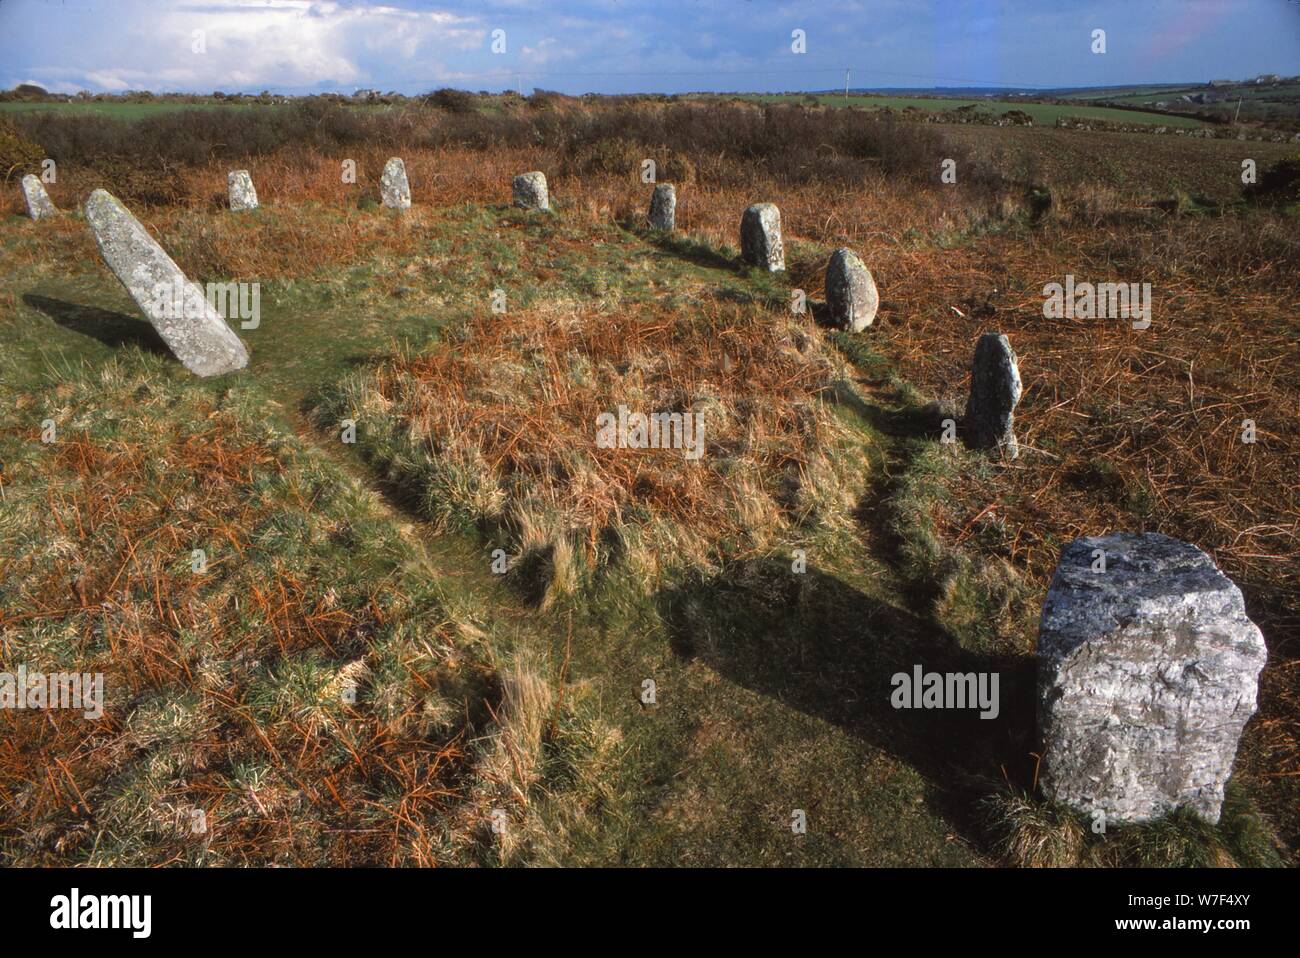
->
[
  {"left": 380, "top": 157, "right": 411, "bottom": 209},
  {"left": 825, "top": 248, "right": 878, "bottom": 331},
  {"left": 739, "top": 203, "right": 784, "bottom": 271},
  {"left": 21, "top": 174, "right": 57, "bottom": 220},
  {"left": 648, "top": 183, "right": 676, "bottom": 231},
  {"left": 1037, "top": 532, "right": 1267, "bottom": 825},
  {"left": 964, "top": 332, "right": 1021, "bottom": 458},
  {"left": 512, "top": 171, "right": 549, "bottom": 210},
  {"left": 227, "top": 170, "right": 258, "bottom": 211},
  {"left": 84, "top": 189, "right": 249, "bottom": 377}
]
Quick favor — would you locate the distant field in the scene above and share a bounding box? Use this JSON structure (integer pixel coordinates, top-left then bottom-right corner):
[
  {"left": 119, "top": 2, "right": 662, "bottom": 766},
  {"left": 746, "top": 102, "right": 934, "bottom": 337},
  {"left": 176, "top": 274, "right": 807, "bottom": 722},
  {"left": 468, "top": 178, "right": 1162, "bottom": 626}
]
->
[
  {"left": 1064, "top": 81, "right": 1300, "bottom": 105},
  {"left": 735, "top": 93, "right": 1205, "bottom": 127},
  {"left": 0, "top": 100, "right": 267, "bottom": 119},
  {"left": 3, "top": 95, "right": 1211, "bottom": 128},
  {"left": 1053, "top": 81, "right": 1300, "bottom": 128},
  {"left": 1052, "top": 85, "right": 1192, "bottom": 101}
]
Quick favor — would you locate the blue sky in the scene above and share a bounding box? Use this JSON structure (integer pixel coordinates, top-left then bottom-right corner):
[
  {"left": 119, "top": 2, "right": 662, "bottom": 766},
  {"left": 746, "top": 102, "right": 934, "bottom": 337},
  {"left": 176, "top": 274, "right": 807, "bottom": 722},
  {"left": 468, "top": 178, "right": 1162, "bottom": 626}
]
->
[{"left": 0, "top": 0, "right": 1296, "bottom": 95}]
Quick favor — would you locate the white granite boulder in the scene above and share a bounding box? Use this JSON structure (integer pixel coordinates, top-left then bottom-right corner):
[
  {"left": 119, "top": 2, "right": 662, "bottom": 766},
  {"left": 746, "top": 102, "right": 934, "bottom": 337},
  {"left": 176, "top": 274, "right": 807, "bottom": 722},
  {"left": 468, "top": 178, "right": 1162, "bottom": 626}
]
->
[
  {"left": 512, "top": 171, "right": 549, "bottom": 210},
  {"left": 825, "top": 248, "right": 878, "bottom": 331},
  {"left": 740, "top": 203, "right": 784, "bottom": 271},
  {"left": 227, "top": 170, "right": 259, "bottom": 211},
  {"left": 380, "top": 157, "right": 411, "bottom": 210},
  {"left": 964, "top": 332, "right": 1022, "bottom": 458},
  {"left": 21, "top": 174, "right": 58, "bottom": 220},
  {"left": 648, "top": 183, "right": 676, "bottom": 231},
  {"left": 1037, "top": 532, "right": 1267, "bottom": 825},
  {"left": 84, "top": 189, "right": 249, "bottom": 377}
]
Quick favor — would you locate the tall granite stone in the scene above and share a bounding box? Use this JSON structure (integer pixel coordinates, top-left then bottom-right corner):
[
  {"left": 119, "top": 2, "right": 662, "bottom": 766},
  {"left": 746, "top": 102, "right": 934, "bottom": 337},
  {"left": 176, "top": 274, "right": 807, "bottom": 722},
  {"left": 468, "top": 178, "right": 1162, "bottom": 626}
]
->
[
  {"left": 512, "top": 171, "right": 549, "bottom": 210},
  {"left": 227, "top": 170, "right": 259, "bottom": 211},
  {"left": 740, "top": 203, "right": 784, "bottom": 271},
  {"left": 964, "top": 332, "right": 1022, "bottom": 458},
  {"left": 825, "top": 248, "right": 878, "bottom": 331},
  {"left": 21, "top": 174, "right": 57, "bottom": 220},
  {"left": 1037, "top": 533, "right": 1267, "bottom": 825},
  {"left": 380, "top": 157, "right": 411, "bottom": 209},
  {"left": 83, "top": 189, "right": 249, "bottom": 377},
  {"left": 648, "top": 183, "right": 676, "bottom": 231}
]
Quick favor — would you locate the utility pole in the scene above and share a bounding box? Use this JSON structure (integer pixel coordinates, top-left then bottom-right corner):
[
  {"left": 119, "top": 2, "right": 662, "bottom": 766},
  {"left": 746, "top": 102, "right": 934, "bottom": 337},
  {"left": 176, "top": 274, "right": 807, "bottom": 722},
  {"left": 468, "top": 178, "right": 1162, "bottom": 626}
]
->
[
  {"left": 1233, "top": 96, "right": 1243, "bottom": 124},
  {"left": 844, "top": 68, "right": 850, "bottom": 105}
]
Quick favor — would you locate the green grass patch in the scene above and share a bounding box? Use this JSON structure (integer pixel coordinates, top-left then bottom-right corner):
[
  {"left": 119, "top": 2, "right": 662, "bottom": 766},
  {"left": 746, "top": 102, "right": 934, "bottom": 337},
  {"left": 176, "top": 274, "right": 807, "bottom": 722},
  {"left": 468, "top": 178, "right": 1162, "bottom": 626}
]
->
[{"left": 731, "top": 92, "right": 1205, "bottom": 127}]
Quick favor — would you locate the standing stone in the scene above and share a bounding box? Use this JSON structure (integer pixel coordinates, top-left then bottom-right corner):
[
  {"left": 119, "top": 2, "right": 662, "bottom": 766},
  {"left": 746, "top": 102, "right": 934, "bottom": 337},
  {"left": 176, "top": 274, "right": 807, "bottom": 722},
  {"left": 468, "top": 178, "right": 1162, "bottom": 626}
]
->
[
  {"left": 825, "top": 248, "right": 878, "bottom": 331},
  {"left": 380, "top": 157, "right": 411, "bottom": 210},
  {"left": 512, "top": 171, "right": 549, "bottom": 210},
  {"left": 964, "top": 332, "right": 1022, "bottom": 458},
  {"left": 648, "top": 182, "right": 676, "bottom": 231},
  {"left": 21, "top": 174, "right": 57, "bottom": 220},
  {"left": 83, "top": 189, "right": 249, "bottom": 377},
  {"left": 227, "top": 170, "right": 259, "bottom": 211},
  {"left": 1037, "top": 533, "right": 1267, "bottom": 825},
  {"left": 740, "top": 203, "right": 784, "bottom": 271}
]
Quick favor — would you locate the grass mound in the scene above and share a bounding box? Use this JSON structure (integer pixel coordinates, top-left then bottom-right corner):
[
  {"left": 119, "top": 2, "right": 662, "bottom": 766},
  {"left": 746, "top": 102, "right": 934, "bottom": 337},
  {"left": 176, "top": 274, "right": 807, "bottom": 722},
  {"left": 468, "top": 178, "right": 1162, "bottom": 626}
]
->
[{"left": 317, "top": 295, "right": 873, "bottom": 606}]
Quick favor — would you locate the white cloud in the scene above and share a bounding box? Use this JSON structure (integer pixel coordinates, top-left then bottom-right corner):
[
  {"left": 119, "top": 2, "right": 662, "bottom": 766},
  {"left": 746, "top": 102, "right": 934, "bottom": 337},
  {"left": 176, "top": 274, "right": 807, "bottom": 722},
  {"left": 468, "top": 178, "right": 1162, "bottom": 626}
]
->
[
  {"left": 520, "top": 38, "right": 569, "bottom": 67},
  {"left": 9, "top": 1, "right": 488, "bottom": 93}
]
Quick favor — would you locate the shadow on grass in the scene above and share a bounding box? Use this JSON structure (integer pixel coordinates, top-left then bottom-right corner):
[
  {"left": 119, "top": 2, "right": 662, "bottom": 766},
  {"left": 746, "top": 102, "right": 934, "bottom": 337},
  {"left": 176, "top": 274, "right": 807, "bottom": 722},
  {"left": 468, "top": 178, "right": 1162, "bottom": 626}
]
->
[
  {"left": 23, "top": 294, "right": 169, "bottom": 356},
  {"left": 824, "top": 378, "right": 956, "bottom": 440},
  {"left": 656, "top": 557, "right": 1037, "bottom": 842},
  {"left": 639, "top": 227, "right": 739, "bottom": 273}
]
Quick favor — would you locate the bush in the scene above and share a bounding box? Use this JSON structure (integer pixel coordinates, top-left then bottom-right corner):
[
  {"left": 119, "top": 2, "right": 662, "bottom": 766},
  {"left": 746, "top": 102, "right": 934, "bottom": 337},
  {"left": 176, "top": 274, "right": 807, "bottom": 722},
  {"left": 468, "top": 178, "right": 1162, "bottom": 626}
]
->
[
  {"left": 0, "top": 115, "right": 45, "bottom": 181},
  {"left": 83, "top": 156, "right": 186, "bottom": 207},
  {"left": 1243, "top": 153, "right": 1300, "bottom": 206},
  {"left": 423, "top": 88, "right": 477, "bottom": 114},
  {"left": 10, "top": 97, "right": 1005, "bottom": 193}
]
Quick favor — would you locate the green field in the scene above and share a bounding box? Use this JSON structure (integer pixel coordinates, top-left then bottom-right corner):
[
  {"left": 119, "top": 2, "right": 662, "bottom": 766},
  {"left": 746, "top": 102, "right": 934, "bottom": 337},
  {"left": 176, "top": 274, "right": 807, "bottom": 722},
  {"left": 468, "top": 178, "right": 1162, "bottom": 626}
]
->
[
  {"left": 740, "top": 92, "right": 1206, "bottom": 127},
  {"left": 1050, "top": 81, "right": 1300, "bottom": 128},
  {"left": 0, "top": 100, "right": 274, "bottom": 119}
]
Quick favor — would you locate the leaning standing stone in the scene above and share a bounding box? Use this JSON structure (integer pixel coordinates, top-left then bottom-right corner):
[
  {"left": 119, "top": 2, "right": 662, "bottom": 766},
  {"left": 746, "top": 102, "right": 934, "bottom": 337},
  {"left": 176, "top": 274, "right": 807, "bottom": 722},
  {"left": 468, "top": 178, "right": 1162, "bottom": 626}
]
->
[
  {"left": 380, "top": 157, "right": 411, "bottom": 209},
  {"left": 1037, "top": 532, "right": 1267, "bottom": 825},
  {"left": 21, "top": 174, "right": 57, "bottom": 220},
  {"left": 964, "top": 332, "right": 1022, "bottom": 458},
  {"left": 227, "top": 170, "right": 258, "bottom": 211},
  {"left": 825, "top": 248, "right": 878, "bottom": 331},
  {"left": 512, "top": 171, "right": 549, "bottom": 210},
  {"left": 648, "top": 183, "right": 676, "bottom": 231},
  {"left": 740, "top": 203, "right": 784, "bottom": 271},
  {"left": 83, "top": 189, "right": 249, "bottom": 377}
]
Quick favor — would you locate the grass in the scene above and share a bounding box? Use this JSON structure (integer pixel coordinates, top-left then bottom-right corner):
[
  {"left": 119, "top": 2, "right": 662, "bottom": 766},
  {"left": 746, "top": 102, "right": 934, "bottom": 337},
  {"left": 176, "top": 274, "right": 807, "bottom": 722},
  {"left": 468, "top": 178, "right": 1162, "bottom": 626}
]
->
[
  {"left": 979, "top": 782, "right": 1285, "bottom": 868},
  {"left": 0, "top": 355, "right": 608, "bottom": 865},
  {"left": 0, "top": 100, "right": 1295, "bottom": 865}
]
